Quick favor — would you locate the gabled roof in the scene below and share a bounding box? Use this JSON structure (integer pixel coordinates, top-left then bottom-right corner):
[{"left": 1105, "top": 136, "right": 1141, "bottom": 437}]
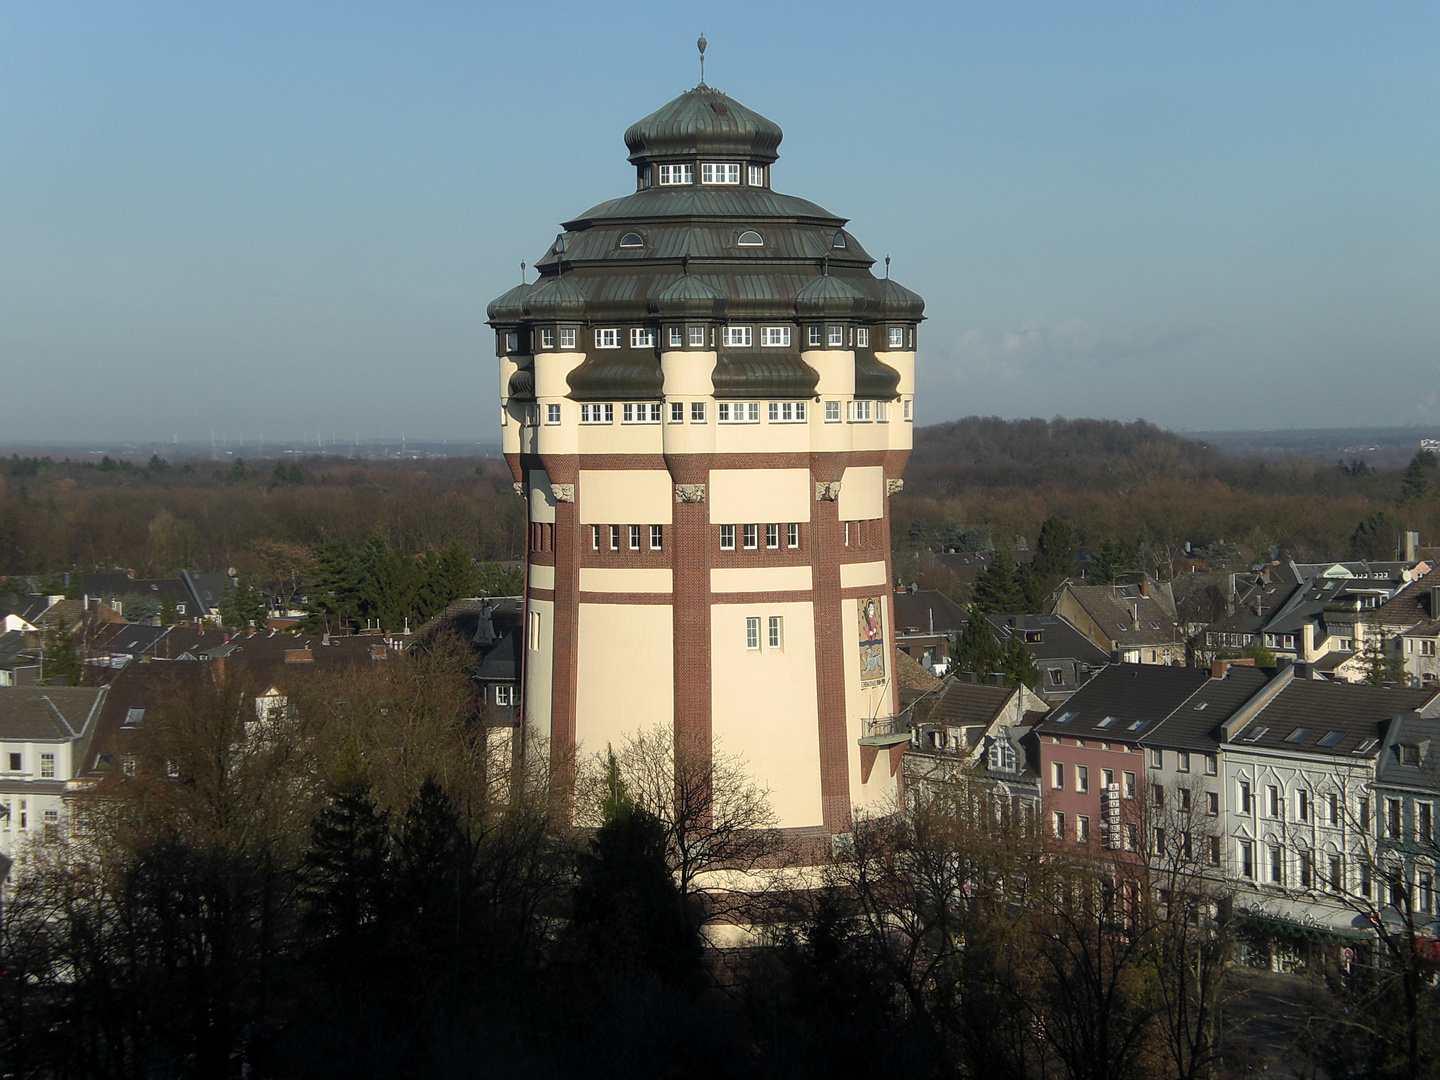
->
[
  {"left": 90, "top": 623, "right": 171, "bottom": 657},
  {"left": 1032, "top": 664, "right": 1210, "bottom": 740},
  {"left": 986, "top": 613, "right": 1111, "bottom": 664},
  {"left": 1371, "top": 568, "right": 1438, "bottom": 629},
  {"left": 0, "top": 686, "right": 108, "bottom": 741},
  {"left": 1375, "top": 714, "right": 1440, "bottom": 790},
  {"left": 1059, "top": 584, "right": 1182, "bottom": 647},
  {"left": 921, "top": 681, "right": 1016, "bottom": 731},
  {"left": 1227, "top": 679, "right": 1438, "bottom": 759},
  {"left": 1145, "top": 665, "right": 1270, "bottom": 751},
  {"left": 892, "top": 590, "right": 967, "bottom": 635}
]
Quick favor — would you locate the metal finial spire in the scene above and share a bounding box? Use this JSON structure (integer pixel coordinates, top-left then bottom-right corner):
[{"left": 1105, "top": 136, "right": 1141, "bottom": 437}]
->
[
  {"left": 884, "top": 255, "right": 891, "bottom": 279},
  {"left": 697, "top": 33, "right": 707, "bottom": 86},
  {"left": 520, "top": 261, "right": 526, "bottom": 284}
]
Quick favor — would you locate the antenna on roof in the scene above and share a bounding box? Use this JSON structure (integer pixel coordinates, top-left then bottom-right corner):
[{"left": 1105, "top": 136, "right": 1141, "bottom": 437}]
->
[
  {"left": 697, "top": 32, "right": 707, "bottom": 86},
  {"left": 885, "top": 255, "right": 891, "bottom": 279}
]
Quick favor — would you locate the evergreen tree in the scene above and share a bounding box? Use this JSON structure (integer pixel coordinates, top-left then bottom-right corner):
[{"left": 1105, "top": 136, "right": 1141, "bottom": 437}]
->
[
  {"left": 1401, "top": 450, "right": 1437, "bottom": 503},
  {"left": 40, "top": 623, "right": 84, "bottom": 686},
  {"left": 1031, "top": 516, "right": 1078, "bottom": 581},
  {"left": 416, "top": 542, "right": 477, "bottom": 620},
  {"left": 393, "top": 778, "right": 472, "bottom": 980},
  {"left": 1016, "top": 561, "right": 1047, "bottom": 612},
  {"left": 1360, "top": 616, "right": 1408, "bottom": 686},
  {"left": 970, "top": 557, "right": 1021, "bottom": 614},
  {"left": 953, "top": 615, "right": 1004, "bottom": 678},
  {"left": 357, "top": 533, "right": 417, "bottom": 632},
  {"left": 1001, "top": 634, "right": 1040, "bottom": 689},
  {"left": 1350, "top": 512, "right": 1398, "bottom": 561},
  {"left": 308, "top": 539, "right": 363, "bottom": 631},
  {"left": 218, "top": 573, "right": 268, "bottom": 629},
  {"left": 1089, "top": 539, "right": 1128, "bottom": 585}
]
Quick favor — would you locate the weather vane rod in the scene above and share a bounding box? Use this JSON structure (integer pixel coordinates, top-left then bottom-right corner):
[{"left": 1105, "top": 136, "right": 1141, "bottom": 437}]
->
[{"left": 698, "top": 33, "right": 707, "bottom": 86}]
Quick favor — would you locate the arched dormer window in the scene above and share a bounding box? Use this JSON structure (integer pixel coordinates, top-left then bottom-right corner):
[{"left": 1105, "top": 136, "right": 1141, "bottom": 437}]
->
[
  {"left": 619, "top": 232, "right": 644, "bottom": 248},
  {"left": 832, "top": 231, "right": 847, "bottom": 249},
  {"left": 737, "top": 230, "right": 763, "bottom": 247}
]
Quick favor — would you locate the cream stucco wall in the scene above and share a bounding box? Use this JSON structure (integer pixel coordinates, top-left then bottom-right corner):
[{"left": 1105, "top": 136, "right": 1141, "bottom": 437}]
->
[
  {"left": 578, "top": 567, "right": 673, "bottom": 593},
  {"left": 528, "top": 563, "right": 555, "bottom": 590},
  {"left": 575, "top": 603, "right": 674, "bottom": 757},
  {"left": 839, "top": 560, "right": 888, "bottom": 589},
  {"left": 838, "top": 465, "right": 885, "bottom": 521},
  {"left": 578, "top": 469, "right": 673, "bottom": 525},
  {"left": 710, "top": 566, "right": 813, "bottom": 593},
  {"left": 660, "top": 349, "right": 716, "bottom": 397},
  {"left": 576, "top": 421, "right": 664, "bottom": 456},
  {"left": 710, "top": 601, "right": 823, "bottom": 829},
  {"left": 803, "top": 349, "right": 856, "bottom": 398},
  {"left": 840, "top": 595, "right": 902, "bottom": 815},
  {"left": 528, "top": 468, "right": 555, "bottom": 524},
  {"left": 709, "top": 468, "right": 811, "bottom": 524},
  {"left": 523, "top": 597, "right": 555, "bottom": 748}
]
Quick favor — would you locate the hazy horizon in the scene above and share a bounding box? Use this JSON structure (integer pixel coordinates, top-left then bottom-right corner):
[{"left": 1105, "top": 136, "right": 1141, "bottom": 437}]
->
[{"left": 4, "top": 3, "right": 1438, "bottom": 442}]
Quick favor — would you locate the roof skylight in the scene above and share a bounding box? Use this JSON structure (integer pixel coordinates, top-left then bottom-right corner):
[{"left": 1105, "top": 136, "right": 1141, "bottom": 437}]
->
[
  {"left": 1242, "top": 726, "right": 1269, "bottom": 743},
  {"left": 1284, "top": 728, "right": 1312, "bottom": 744},
  {"left": 1317, "top": 730, "right": 1344, "bottom": 748},
  {"left": 1354, "top": 738, "right": 1379, "bottom": 754}
]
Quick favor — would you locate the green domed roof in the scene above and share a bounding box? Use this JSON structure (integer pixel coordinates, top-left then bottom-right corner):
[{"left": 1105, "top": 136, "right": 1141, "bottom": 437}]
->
[
  {"left": 650, "top": 273, "right": 727, "bottom": 318},
  {"left": 794, "top": 273, "right": 875, "bottom": 318},
  {"left": 523, "top": 276, "right": 586, "bottom": 319},
  {"left": 486, "top": 282, "right": 530, "bottom": 323},
  {"left": 624, "top": 85, "right": 782, "bottom": 166},
  {"left": 876, "top": 278, "right": 926, "bottom": 320}
]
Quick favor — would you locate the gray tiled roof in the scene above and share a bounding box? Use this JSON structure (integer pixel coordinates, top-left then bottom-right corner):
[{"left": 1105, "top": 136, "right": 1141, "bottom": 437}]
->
[
  {"left": 1145, "top": 666, "right": 1270, "bottom": 751},
  {"left": 0, "top": 687, "right": 107, "bottom": 741},
  {"left": 1032, "top": 664, "right": 1210, "bottom": 740},
  {"left": 1229, "top": 680, "right": 1438, "bottom": 758}
]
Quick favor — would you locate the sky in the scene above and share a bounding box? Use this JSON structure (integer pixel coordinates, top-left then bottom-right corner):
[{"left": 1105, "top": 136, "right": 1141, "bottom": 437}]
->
[{"left": 2, "top": 1, "right": 1438, "bottom": 444}]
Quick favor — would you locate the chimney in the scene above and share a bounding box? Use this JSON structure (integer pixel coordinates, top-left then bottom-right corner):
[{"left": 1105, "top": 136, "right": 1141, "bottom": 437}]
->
[
  {"left": 1406, "top": 530, "right": 1420, "bottom": 562},
  {"left": 1139, "top": 579, "right": 1150, "bottom": 598},
  {"left": 989, "top": 672, "right": 1006, "bottom": 686},
  {"left": 1431, "top": 585, "right": 1440, "bottom": 619},
  {"left": 1301, "top": 621, "right": 1316, "bottom": 662},
  {"left": 1131, "top": 604, "right": 1140, "bottom": 630}
]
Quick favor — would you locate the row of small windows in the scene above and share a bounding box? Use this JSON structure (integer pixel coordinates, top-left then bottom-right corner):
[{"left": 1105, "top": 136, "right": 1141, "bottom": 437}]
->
[
  {"left": 591, "top": 524, "right": 666, "bottom": 552},
  {"left": 640, "top": 162, "right": 766, "bottom": 188},
  {"left": 745, "top": 616, "right": 786, "bottom": 651},
  {"left": 563, "top": 399, "right": 911, "bottom": 426},
  {"left": 620, "top": 228, "right": 765, "bottom": 249},
  {"left": 520, "top": 325, "right": 914, "bottom": 353},
  {"left": 720, "top": 523, "right": 801, "bottom": 551}
]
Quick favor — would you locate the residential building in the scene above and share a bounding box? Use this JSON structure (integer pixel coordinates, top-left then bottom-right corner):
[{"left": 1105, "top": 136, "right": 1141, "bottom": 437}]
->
[
  {"left": 893, "top": 587, "right": 967, "bottom": 675},
  {"left": 1053, "top": 581, "right": 1186, "bottom": 665},
  {"left": 986, "top": 612, "right": 1110, "bottom": 701},
  {"left": 489, "top": 78, "right": 922, "bottom": 836}
]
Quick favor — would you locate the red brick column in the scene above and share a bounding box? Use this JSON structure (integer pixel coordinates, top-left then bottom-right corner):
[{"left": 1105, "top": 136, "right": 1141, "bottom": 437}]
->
[
  {"left": 810, "top": 463, "right": 852, "bottom": 835},
  {"left": 666, "top": 456, "right": 713, "bottom": 779}
]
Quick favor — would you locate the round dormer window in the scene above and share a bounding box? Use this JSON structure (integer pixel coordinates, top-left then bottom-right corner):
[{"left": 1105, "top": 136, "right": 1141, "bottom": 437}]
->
[
  {"left": 619, "top": 232, "right": 644, "bottom": 248},
  {"left": 737, "top": 230, "right": 763, "bottom": 247}
]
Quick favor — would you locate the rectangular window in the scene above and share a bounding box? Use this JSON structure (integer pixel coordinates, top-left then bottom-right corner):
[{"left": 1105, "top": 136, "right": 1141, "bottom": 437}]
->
[
  {"left": 1207, "top": 791, "right": 1219, "bottom": 816},
  {"left": 1179, "top": 788, "right": 1192, "bottom": 811},
  {"left": 747, "top": 164, "right": 766, "bottom": 187},
  {"left": 1328, "top": 791, "right": 1339, "bottom": 826},
  {"left": 1266, "top": 785, "right": 1279, "bottom": 817},
  {"left": 7, "top": 753, "right": 19, "bottom": 772},
  {"left": 1075, "top": 765, "right": 1089, "bottom": 793},
  {"left": 765, "top": 524, "right": 779, "bottom": 549},
  {"left": 808, "top": 325, "right": 823, "bottom": 347},
  {"left": 1053, "top": 811, "right": 1066, "bottom": 839},
  {"left": 768, "top": 616, "right": 783, "bottom": 649},
  {"left": 1153, "top": 784, "right": 1165, "bottom": 809},
  {"left": 1421, "top": 803, "right": 1433, "bottom": 842},
  {"left": 1154, "top": 828, "right": 1166, "bottom": 855},
  {"left": 42, "top": 808, "right": 58, "bottom": 825},
  {"left": 1177, "top": 751, "right": 1191, "bottom": 773},
  {"left": 630, "top": 328, "right": 655, "bottom": 348},
  {"left": 591, "top": 526, "right": 600, "bottom": 551},
  {"left": 1388, "top": 798, "right": 1402, "bottom": 838},
  {"left": 1077, "top": 815, "right": 1090, "bottom": 844},
  {"left": 1208, "top": 835, "right": 1221, "bottom": 866},
  {"left": 541, "top": 328, "right": 555, "bottom": 349},
  {"left": 650, "top": 525, "right": 663, "bottom": 551},
  {"left": 827, "top": 324, "right": 844, "bottom": 346},
  {"left": 595, "top": 328, "right": 620, "bottom": 348},
  {"left": 743, "top": 524, "right": 758, "bottom": 550},
  {"left": 559, "top": 327, "right": 576, "bottom": 349},
  {"left": 903, "top": 398, "right": 913, "bottom": 421},
  {"left": 1123, "top": 771, "right": 1136, "bottom": 799},
  {"left": 745, "top": 617, "right": 760, "bottom": 650},
  {"left": 855, "top": 327, "right": 870, "bottom": 348},
  {"left": 723, "top": 326, "right": 752, "bottom": 347},
  {"left": 505, "top": 331, "right": 519, "bottom": 352},
  {"left": 888, "top": 326, "right": 905, "bottom": 348},
  {"left": 579, "top": 403, "right": 614, "bottom": 424},
  {"left": 1297, "top": 790, "right": 1309, "bottom": 822},
  {"left": 1422, "top": 871, "right": 1435, "bottom": 913},
  {"left": 1239, "top": 781, "right": 1251, "bottom": 814},
  {"left": 1240, "top": 841, "right": 1254, "bottom": 879},
  {"left": 1205, "top": 753, "right": 1217, "bottom": 776},
  {"left": 1329, "top": 855, "right": 1344, "bottom": 893},
  {"left": 528, "top": 610, "right": 541, "bottom": 651},
  {"left": 1150, "top": 748, "right": 1163, "bottom": 769},
  {"left": 850, "top": 400, "right": 872, "bottom": 422},
  {"left": 629, "top": 525, "right": 641, "bottom": 551},
  {"left": 767, "top": 401, "right": 806, "bottom": 422},
  {"left": 688, "top": 325, "right": 705, "bottom": 347},
  {"left": 690, "top": 401, "right": 706, "bottom": 422},
  {"left": 621, "top": 402, "right": 661, "bottom": 423},
  {"left": 1360, "top": 862, "right": 1372, "bottom": 898},
  {"left": 1101, "top": 768, "right": 1114, "bottom": 788},
  {"left": 720, "top": 525, "right": 735, "bottom": 550},
  {"left": 1360, "top": 797, "right": 1371, "bottom": 832},
  {"left": 609, "top": 526, "right": 620, "bottom": 551},
  {"left": 669, "top": 326, "right": 684, "bottom": 347},
  {"left": 546, "top": 404, "right": 561, "bottom": 424},
  {"left": 717, "top": 402, "right": 759, "bottom": 423},
  {"left": 787, "top": 523, "right": 799, "bottom": 548},
  {"left": 670, "top": 401, "right": 684, "bottom": 423},
  {"left": 658, "top": 163, "right": 694, "bottom": 185},
  {"left": 1299, "top": 850, "right": 1313, "bottom": 889},
  {"left": 39, "top": 753, "right": 54, "bottom": 779},
  {"left": 824, "top": 400, "right": 841, "bottom": 422},
  {"left": 701, "top": 162, "right": 741, "bottom": 184},
  {"left": 760, "top": 326, "right": 791, "bottom": 347},
  {"left": 1269, "top": 846, "right": 1283, "bottom": 884},
  {"left": 1051, "top": 761, "right": 1064, "bottom": 790},
  {"left": 494, "top": 685, "right": 512, "bottom": 706},
  {"left": 1124, "top": 822, "right": 1138, "bottom": 851}
]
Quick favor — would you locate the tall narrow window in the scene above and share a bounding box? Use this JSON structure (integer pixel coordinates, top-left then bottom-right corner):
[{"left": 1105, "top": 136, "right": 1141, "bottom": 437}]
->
[
  {"left": 747, "top": 164, "right": 766, "bottom": 187},
  {"left": 528, "top": 611, "right": 541, "bottom": 651},
  {"left": 670, "top": 401, "right": 684, "bottom": 423},
  {"left": 609, "top": 526, "right": 620, "bottom": 551},
  {"left": 541, "top": 328, "right": 555, "bottom": 348},
  {"left": 743, "top": 524, "right": 758, "bottom": 550},
  {"left": 650, "top": 525, "right": 662, "bottom": 550},
  {"left": 39, "top": 753, "right": 54, "bottom": 779},
  {"left": 808, "top": 325, "right": 823, "bottom": 346},
  {"left": 855, "top": 327, "right": 870, "bottom": 348},
  {"left": 745, "top": 617, "right": 760, "bottom": 650},
  {"left": 787, "top": 523, "right": 799, "bottom": 548},
  {"left": 765, "top": 524, "right": 779, "bottom": 549},
  {"left": 768, "top": 616, "right": 783, "bottom": 649},
  {"left": 591, "top": 526, "right": 600, "bottom": 551},
  {"left": 1239, "top": 841, "right": 1254, "bottom": 879},
  {"left": 1329, "top": 855, "right": 1344, "bottom": 893},
  {"left": 629, "top": 525, "right": 641, "bottom": 551},
  {"left": 720, "top": 525, "right": 735, "bottom": 551}
]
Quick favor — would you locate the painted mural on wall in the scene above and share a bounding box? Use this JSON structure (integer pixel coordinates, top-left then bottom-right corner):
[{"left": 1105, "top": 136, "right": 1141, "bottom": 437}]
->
[{"left": 858, "top": 596, "right": 886, "bottom": 687}]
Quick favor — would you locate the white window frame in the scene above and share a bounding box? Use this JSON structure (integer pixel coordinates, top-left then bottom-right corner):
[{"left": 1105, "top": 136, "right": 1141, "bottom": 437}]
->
[
  {"left": 609, "top": 525, "right": 620, "bottom": 551},
  {"left": 720, "top": 525, "right": 736, "bottom": 550},
  {"left": 747, "top": 164, "right": 766, "bottom": 187},
  {"left": 760, "top": 326, "right": 791, "bottom": 347},
  {"left": 765, "top": 524, "right": 779, "bottom": 549},
  {"left": 717, "top": 402, "right": 759, "bottom": 423},
  {"left": 629, "top": 525, "right": 641, "bottom": 551},
  {"left": 540, "top": 327, "right": 555, "bottom": 349},
  {"left": 545, "top": 404, "right": 561, "bottom": 425},
  {"left": 743, "top": 524, "right": 758, "bottom": 550},
  {"left": 621, "top": 402, "right": 661, "bottom": 424},
  {"left": 745, "top": 617, "right": 760, "bottom": 650},
  {"left": 850, "top": 400, "right": 872, "bottom": 422},
  {"left": 595, "top": 328, "right": 620, "bottom": 349},
  {"left": 787, "top": 523, "right": 799, "bottom": 548},
  {"left": 855, "top": 327, "right": 870, "bottom": 348},
  {"left": 767, "top": 401, "right": 807, "bottom": 423},
  {"left": 723, "top": 326, "right": 752, "bottom": 347},
  {"left": 903, "top": 398, "right": 913, "bottom": 421},
  {"left": 702, "top": 162, "right": 741, "bottom": 185},
  {"left": 668, "top": 326, "right": 684, "bottom": 348},
  {"left": 559, "top": 327, "right": 576, "bottom": 349},
  {"left": 579, "top": 403, "right": 614, "bottom": 424},
  {"left": 658, "top": 163, "right": 694, "bottom": 185},
  {"left": 591, "top": 526, "right": 600, "bottom": 551},
  {"left": 669, "top": 401, "right": 684, "bottom": 423},
  {"left": 630, "top": 328, "right": 655, "bottom": 348},
  {"left": 824, "top": 400, "right": 841, "bottom": 423},
  {"left": 39, "top": 753, "right": 55, "bottom": 779},
  {"left": 650, "top": 525, "right": 663, "bottom": 551},
  {"left": 875, "top": 401, "right": 888, "bottom": 422},
  {"left": 690, "top": 401, "right": 706, "bottom": 422},
  {"left": 768, "top": 615, "right": 784, "bottom": 649},
  {"left": 494, "top": 685, "right": 512, "bottom": 706},
  {"left": 888, "top": 326, "right": 905, "bottom": 348},
  {"left": 807, "top": 325, "right": 823, "bottom": 347},
  {"left": 687, "top": 325, "right": 706, "bottom": 347},
  {"left": 827, "top": 324, "right": 844, "bottom": 346}
]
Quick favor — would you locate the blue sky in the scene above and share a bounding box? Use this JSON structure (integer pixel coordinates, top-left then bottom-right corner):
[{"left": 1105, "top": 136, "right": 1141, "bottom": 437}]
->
[{"left": 2, "top": 2, "right": 1437, "bottom": 443}]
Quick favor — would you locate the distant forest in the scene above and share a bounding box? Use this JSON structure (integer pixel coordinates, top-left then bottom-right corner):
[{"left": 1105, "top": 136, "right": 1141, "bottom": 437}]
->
[{"left": 1, "top": 415, "right": 1437, "bottom": 598}]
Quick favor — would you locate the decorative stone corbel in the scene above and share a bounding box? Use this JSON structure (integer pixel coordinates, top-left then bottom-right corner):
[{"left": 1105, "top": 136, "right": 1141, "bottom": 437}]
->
[
  {"left": 674, "top": 483, "right": 707, "bottom": 503},
  {"left": 887, "top": 479, "right": 905, "bottom": 495},
  {"left": 550, "top": 483, "right": 575, "bottom": 503},
  {"left": 815, "top": 481, "right": 842, "bottom": 501},
  {"left": 512, "top": 482, "right": 525, "bottom": 497}
]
